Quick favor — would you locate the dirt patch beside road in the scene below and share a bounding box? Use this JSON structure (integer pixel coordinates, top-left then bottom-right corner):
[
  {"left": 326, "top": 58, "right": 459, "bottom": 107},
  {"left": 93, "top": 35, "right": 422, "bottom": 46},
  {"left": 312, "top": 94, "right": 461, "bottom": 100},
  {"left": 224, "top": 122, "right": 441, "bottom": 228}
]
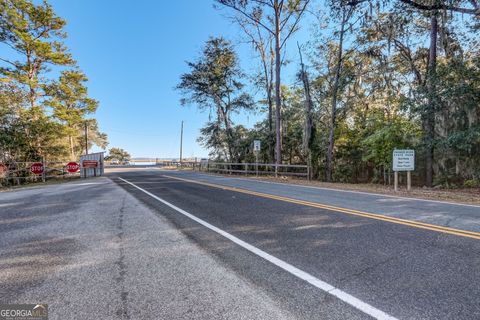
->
[{"left": 0, "top": 176, "right": 81, "bottom": 192}]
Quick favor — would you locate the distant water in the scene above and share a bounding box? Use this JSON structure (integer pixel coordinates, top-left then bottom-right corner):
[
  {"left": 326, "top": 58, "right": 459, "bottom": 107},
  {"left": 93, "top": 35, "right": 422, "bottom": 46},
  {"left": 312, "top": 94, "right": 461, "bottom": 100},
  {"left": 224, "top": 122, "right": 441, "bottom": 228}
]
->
[{"left": 130, "top": 162, "right": 156, "bottom": 166}]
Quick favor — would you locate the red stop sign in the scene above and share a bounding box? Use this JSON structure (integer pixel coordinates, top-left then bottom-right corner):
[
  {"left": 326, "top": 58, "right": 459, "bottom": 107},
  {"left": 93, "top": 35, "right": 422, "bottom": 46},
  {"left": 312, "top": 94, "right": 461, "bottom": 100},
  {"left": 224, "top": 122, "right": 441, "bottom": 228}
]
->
[
  {"left": 66, "top": 161, "right": 80, "bottom": 173},
  {"left": 0, "top": 164, "right": 7, "bottom": 176},
  {"left": 31, "top": 162, "right": 44, "bottom": 175}
]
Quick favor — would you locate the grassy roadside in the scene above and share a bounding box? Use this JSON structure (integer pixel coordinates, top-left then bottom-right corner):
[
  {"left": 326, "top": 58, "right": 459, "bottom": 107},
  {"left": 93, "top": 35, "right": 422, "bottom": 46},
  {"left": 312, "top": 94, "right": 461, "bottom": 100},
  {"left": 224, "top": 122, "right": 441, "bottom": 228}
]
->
[{"left": 204, "top": 173, "right": 480, "bottom": 206}]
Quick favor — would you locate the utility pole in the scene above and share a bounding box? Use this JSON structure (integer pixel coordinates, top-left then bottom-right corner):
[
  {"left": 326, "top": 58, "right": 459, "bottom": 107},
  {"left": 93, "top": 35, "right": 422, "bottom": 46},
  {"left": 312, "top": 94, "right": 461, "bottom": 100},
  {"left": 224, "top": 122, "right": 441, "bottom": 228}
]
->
[
  {"left": 84, "top": 121, "right": 89, "bottom": 155},
  {"left": 179, "top": 120, "right": 184, "bottom": 167}
]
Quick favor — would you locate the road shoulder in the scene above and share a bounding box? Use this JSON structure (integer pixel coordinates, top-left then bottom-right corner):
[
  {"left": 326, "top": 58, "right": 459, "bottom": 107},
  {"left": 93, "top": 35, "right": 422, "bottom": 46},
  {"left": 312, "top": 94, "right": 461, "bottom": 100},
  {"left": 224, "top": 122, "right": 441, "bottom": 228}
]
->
[
  {"left": 190, "top": 171, "right": 480, "bottom": 206},
  {"left": 0, "top": 177, "right": 295, "bottom": 320}
]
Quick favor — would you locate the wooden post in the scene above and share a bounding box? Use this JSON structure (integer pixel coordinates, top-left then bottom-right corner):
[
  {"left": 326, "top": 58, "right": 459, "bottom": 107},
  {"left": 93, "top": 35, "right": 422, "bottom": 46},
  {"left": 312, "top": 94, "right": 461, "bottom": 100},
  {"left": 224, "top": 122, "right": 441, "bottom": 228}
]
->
[
  {"left": 84, "top": 122, "right": 89, "bottom": 155},
  {"left": 255, "top": 152, "right": 259, "bottom": 177},
  {"left": 394, "top": 171, "right": 399, "bottom": 192},
  {"left": 407, "top": 171, "right": 412, "bottom": 191},
  {"left": 307, "top": 165, "right": 311, "bottom": 181},
  {"left": 383, "top": 165, "right": 386, "bottom": 185},
  {"left": 42, "top": 157, "right": 46, "bottom": 183},
  {"left": 179, "top": 120, "right": 183, "bottom": 168}
]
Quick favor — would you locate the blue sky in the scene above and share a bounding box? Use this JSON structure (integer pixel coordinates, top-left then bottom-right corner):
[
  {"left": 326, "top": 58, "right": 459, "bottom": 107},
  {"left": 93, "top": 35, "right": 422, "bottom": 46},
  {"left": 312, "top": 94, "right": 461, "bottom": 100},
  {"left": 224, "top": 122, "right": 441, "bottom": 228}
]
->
[{"left": 46, "top": 0, "right": 312, "bottom": 158}]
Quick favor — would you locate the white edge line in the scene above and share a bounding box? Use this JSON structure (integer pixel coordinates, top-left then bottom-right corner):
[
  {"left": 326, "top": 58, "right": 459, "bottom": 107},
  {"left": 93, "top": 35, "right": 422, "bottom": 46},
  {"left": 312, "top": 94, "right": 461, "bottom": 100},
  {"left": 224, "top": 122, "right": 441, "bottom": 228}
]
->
[
  {"left": 118, "top": 177, "right": 398, "bottom": 320},
  {"left": 187, "top": 172, "right": 480, "bottom": 209}
]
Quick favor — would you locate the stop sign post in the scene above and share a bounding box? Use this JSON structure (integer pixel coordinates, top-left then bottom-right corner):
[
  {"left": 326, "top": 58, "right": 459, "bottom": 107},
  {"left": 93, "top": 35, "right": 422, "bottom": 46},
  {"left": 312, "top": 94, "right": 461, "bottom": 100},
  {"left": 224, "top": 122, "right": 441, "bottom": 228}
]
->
[
  {"left": 30, "top": 162, "right": 44, "bottom": 175},
  {"left": 66, "top": 162, "right": 80, "bottom": 173},
  {"left": 30, "top": 162, "right": 45, "bottom": 182},
  {"left": 0, "top": 164, "right": 7, "bottom": 177}
]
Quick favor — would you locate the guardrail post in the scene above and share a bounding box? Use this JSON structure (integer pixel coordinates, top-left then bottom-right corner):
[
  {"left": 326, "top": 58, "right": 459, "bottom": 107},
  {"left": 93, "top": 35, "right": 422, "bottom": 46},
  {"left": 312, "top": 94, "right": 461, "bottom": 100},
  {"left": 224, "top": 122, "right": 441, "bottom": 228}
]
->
[
  {"left": 275, "top": 164, "right": 278, "bottom": 178},
  {"left": 307, "top": 165, "right": 311, "bottom": 181},
  {"left": 245, "top": 163, "right": 248, "bottom": 175}
]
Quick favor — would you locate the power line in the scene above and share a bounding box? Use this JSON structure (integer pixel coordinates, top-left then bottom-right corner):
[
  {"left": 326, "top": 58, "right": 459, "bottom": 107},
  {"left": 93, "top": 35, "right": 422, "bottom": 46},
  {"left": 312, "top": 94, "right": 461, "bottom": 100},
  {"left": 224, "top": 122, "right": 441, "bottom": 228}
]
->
[{"left": 101, "top": 128, "right": 167, "bottom": 137}]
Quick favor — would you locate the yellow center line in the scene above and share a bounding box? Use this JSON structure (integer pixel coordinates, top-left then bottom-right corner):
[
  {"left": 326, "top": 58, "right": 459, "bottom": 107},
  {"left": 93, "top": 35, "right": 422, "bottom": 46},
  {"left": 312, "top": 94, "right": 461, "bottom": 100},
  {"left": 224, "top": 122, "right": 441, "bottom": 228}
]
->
[{"left": 161, "top": 175, "right": 480, "bottom": 241}]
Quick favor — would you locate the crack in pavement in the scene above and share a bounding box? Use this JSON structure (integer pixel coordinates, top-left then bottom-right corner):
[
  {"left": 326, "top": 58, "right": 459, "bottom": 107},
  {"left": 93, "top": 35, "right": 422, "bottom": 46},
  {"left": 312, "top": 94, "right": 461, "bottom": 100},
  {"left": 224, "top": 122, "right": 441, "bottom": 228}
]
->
[
  {"left": 115, "top": 194, "right": 130, "bottom": 320},
  {"left": 337, "top": 255, "right": 399, "bottom": 284}
]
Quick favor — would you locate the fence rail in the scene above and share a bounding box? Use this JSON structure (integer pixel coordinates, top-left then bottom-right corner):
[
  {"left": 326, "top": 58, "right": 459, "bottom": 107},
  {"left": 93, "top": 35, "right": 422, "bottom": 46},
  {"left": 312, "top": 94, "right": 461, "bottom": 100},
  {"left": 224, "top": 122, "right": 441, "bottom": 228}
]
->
[
  {"left": 196, "top": 161, "right": 310, "bottom": 179},
  {"left": 105, "top": 160, "right": 197, "bottom": 168},
  {"left": 103, "top": 158, "right": 310, "bottom": 179},
  {"left": 1, "top": 161, "right": 80, "bottom": 186}
]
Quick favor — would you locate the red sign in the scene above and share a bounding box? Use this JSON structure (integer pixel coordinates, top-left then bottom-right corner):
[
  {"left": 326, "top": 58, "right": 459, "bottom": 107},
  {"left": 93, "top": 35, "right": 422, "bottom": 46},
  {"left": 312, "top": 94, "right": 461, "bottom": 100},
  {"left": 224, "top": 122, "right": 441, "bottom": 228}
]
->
[
  {"left": 82, "top": 160, "right": 98, "bottom": 168},
  {"left": 31, "top": 162, "right": 44, "bottom": 175},
  {"left": 66, "top": 162, "right": 80, "bottom": 173},
  {"left": 0, "top": 164, "right": 7, "bottom": 176}
]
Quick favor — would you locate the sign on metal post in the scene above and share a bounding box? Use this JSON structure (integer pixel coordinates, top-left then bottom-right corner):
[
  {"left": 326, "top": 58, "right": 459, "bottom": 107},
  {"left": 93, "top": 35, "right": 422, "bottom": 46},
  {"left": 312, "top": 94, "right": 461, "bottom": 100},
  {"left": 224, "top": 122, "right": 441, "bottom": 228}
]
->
[
  {"left": 30, "top": 162, "right": 44, "bottom": 175},
  {"left": 82, "top": 160, "right": 98, "bottom": 168},
  {"left": 80, "top": 152, "right": 105, "bottom": 178},
  {"left": 253, "top": 140, "right": 261, "bottom": 152},
  {"left": 393, "top": 149, "right": 414, "bottom": 192},
  {"left": 66, "top": 162, "right": 80, "bottom": 173},
  {"left": 0, "top": 164, "right": 7, "bottom": 177},
  {"left": 253, "top": 140, "right": 261, "bottom": 177}
]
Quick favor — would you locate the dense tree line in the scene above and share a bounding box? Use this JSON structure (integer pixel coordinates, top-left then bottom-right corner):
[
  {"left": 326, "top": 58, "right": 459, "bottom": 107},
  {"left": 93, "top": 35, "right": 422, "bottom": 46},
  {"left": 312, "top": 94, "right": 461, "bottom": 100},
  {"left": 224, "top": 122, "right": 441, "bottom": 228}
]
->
[
  {"left": 0, "top": 0, "right": 107, "bottom": 165},
  {"left": 179, "top": 0, "right": 480, "bottom": 188}
]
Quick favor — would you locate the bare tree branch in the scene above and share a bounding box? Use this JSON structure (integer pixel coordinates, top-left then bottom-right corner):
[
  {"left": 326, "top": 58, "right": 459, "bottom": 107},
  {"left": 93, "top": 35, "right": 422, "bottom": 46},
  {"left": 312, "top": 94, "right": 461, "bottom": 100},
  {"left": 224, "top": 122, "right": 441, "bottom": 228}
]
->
[
  {"left": 0, "top": 57, "right": 20, "bottom": 68},
  {"left": 280, "top": 0, "right": 310, "bottom": 48},
  {"left": 216, "top": 1, "right": 275, "bottom": 34},
  {"left": 399, "top": 0, "right": 480, "bottom": 15}
]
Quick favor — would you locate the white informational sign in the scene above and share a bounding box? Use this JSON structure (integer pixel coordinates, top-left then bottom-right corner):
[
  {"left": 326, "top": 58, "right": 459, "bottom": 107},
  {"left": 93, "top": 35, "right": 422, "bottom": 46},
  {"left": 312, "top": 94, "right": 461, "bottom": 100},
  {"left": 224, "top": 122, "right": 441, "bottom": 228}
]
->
[
  {"left": 253, "top": 140, "right": 261, "bottom": 152},
  {"left": 393, "top": 149, "right": 415, "bottom": 171}
]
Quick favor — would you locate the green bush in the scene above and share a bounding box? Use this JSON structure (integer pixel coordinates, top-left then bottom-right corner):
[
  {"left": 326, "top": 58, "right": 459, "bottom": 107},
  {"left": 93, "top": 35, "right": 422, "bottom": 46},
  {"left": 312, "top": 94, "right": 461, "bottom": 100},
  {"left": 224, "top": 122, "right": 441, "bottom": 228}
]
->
[
  {"left": 433, "top": 173, "right": 463, "bottom": 189},
  {"left": 463, "top": 179, "right": 480, "bottom": 188}
]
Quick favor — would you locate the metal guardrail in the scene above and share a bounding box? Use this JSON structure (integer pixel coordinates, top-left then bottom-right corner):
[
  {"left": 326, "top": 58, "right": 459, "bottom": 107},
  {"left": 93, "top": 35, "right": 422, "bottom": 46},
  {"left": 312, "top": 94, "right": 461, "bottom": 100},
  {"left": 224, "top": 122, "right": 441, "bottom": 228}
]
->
[{"left": 196, "top": 161, "right": 310, "bottom": 179}]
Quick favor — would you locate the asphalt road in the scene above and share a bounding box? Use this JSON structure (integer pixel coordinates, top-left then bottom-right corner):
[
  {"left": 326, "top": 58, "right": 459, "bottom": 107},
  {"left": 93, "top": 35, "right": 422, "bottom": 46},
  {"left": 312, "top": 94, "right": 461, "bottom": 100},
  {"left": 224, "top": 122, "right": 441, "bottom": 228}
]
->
[
  {"left": 110, "top": 169, "right": 479, "bottom": 320},
  {"left": 1, "top": 169, "right": 479, "bottom": 319},
  {"left": 0, "top": 177, "right": 298, "bottom": 320},
  {"left": 157, "top": 171, "right": 480, "bottom": 232}
]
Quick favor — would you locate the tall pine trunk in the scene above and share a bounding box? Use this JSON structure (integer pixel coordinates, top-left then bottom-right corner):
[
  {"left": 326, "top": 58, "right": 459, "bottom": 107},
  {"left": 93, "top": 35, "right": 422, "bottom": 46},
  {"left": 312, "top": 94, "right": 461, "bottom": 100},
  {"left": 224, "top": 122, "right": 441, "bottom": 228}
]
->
[
  {"left": 221, "top": 108, "right": 235, "bottom": 162},
  {"left": 274, "top": 3, "right": 283, "bottom": 165},
  {"left": 326, "top": 9, "right": 347, "bottom": 182},
  {"left": 298, "top": 43, "right": 314, "bottom": 179},
  {"left": 69, "top": 135, "right": 75, "bottom": 160},
  {"left": 262, "top": 45, "right": 275, "bottom": 163},
  {"left": 425, "top": 13, "right": 438, "bottom": 187}
]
